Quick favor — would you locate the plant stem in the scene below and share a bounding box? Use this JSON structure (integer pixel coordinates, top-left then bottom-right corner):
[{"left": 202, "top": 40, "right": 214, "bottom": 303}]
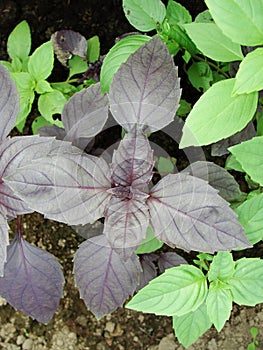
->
[{"left": 192, "top": 54, "right": 230, "bottom": 79}]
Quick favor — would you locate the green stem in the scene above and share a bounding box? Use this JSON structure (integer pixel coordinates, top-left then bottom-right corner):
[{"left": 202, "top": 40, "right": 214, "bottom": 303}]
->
[{"left": 192, "top": 54, "right": 230, "bottom": 79}]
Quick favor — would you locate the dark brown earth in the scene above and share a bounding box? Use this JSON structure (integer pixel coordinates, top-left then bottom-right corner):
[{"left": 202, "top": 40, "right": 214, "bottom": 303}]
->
[{"left": 0, "top": 1, "right": 263, "bottom": 349}]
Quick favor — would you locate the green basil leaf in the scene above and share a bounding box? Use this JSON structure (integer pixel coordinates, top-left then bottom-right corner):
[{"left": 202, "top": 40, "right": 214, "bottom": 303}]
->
[
  {"left": 180, "top": 79, "right": 258, "bottom": 147},
  {"left": 205, "top": 0, "right": 263, "bottom": 45},
  {"left": 28, "top": 41, "right": 54, "bottom": 81},
  {"left": 7, "top": 20, "right": 31, "bottom": 61},
  {"left": 123, "top": 0, "right": 166, "bottom": 31},
  {"left": 233, "top": 48, "right": 263, "bottom": 94},
  {"left": 126, "top": 265, "right": 208, "bottom": 316},
  {"left": 229, "top": 136, "right": 263, "bottom": 186},
  {"left": 183, "top": 22, "right": 243, "bottom": 62}
]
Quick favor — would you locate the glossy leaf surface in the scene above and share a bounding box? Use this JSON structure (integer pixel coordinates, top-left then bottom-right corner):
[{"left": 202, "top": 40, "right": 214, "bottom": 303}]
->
[
  {"left": 74, "top": 235, "right": 141, "bottom": 319},
  {"left": 109, "top": 37, "right": 181, "bottom": 132},
  {"left": 0, "top": 234, "right": 64, "bottom": 324},
  {"left": 148, "top": 173, "right": 250, "bottom": 253}
]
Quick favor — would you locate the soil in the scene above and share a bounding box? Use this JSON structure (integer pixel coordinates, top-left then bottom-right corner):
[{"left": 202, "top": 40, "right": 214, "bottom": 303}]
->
[{"left": 0, "top": 1, "right": 263, "bottom": 349}]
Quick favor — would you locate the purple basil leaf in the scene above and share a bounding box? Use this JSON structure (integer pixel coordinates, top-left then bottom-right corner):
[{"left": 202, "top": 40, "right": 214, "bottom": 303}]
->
[
  {"left": 0, "top": 63, "right": 19, "bottom": 140},
  {"left": 0, "top": 233, "right": 64, "bottom": 324},
  {"left": 5, "top": 150, "right": 111, "bottom": 225},
  {"left": 137, "top": 254, "right": 158, "bottom": 291},
  {"left": 38, "top": 125, "right": 67, "bottom": 140},
  {"left": 0, "top": 136, "right": 55, "bottom": 218},
  {"left": 148, "top": 173, "right": 251, "bottom": 253},
  {"left": 0, "top": 213, "right": 9, "bottom": 277},
  {"left": 158, "top": 252, "right": 188, "bottom": 273},
  {"left": 109, "top": 36, "right": 181, "bottom": 133},
  {"left": 74, "top": 234, "right": 141, "bottom": 319},
  {"left": 103, "top": 193, "right": 150, "bottom": 259},
  {"left": 52, "top": 30, "right": 87, "bottom": 66},
  {"left": 211, "top": 121, "right": 256, "bottom": 156},
  {"left": 62, "top": 83, "right": 108, "bottom": 148},
  {"left": 111, "top": 129, "right": 154, "bottom": 188},
  {"left": 182, "top": 161, "right": 242, "bottom": 202}
]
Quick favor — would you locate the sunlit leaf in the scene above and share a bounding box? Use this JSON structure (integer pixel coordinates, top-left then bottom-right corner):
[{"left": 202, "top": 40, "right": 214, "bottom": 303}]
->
[
  {"left": 180, "top": 79, "right": 258, "bottom": 147},
  {"left": 148, "top": 173, "right": 250, "bottom": 253},
  {"left": 126, "top": 264, "right": 208, "bottom": 316},
  {"left": 109, "top": 37, "right": 181, "bottom": 132}
]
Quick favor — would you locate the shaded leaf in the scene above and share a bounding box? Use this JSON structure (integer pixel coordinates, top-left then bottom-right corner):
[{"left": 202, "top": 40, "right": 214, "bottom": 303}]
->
[
  {"left": 62, "top": 83, "right": 108, "bottom": 148},
  {"left": 5, "top": 149, "right": 112, "bottom": 225},
  {"left": 100, "top": 35, "right": 151, "bottom": 93},
  {"left": 229, "top": 136, "right": 263, "bottom": 186},
  {"left": 0, "top": 234, "right": 64, "bottom": 324},
  {"left": 74, "top": 234, "right": 141, "bottom": 319},
  {"left": 187, "top": 62, "right": 213, "bottom": 92},
  {"left": 211, "top": 121, "right": 256, "bottom": 157},
  {"left": 148, "top": 173, "right": 250, "bottom": 253},
  {"left": 172, "top": 303, "right": 212, "bottom": 348},
  {"left": 182, "top": 161, "right": 242, "bottom": 202},
  {"left": 158, "top": 252, "right": 187, "bottom": 273},
  {"left": 205, "top": 0, "right": 263, "bottom": 46},
  {"left": 38, "top": 90, "right": 67, "bottom": 123},
  {"left": 109, "top": 37, "right": 181, "bottom": 133},
  {"left": 0, "top": 63, "right": 19, "bottom": 140},
  {"left": 180, "top": 79, "right": 258, "bottom": 147},
  {"left": 87, "top": 35, "right": 100, "bottom": 63},
  {"left": 103, "top": 194, "right": 149, "bottom": 259},
  {"left": 135, "top": 226, "right": 163, "bottom": 254},
  {"left": 235, "top": 193, "right": 263, "bottom": 244},
  {"left": 111, "top": 129, "right": 153, "bottom": 188},
  {"left": 38, "top": 124, "right": 66, "bottom": 139},
  {"left": 137, "top": 254, "right": 157, "bottom": 290},
  {"left": 126, "top": 264, "right": 207, "bottom": 316},
  {"left": 229, "top": 258, "right": 263, "bottom": 306},
  {"left": 52, "top": 30, "right": 87, "bottom": 67},
  {"left": 206, "top": 282, "right": 233, "bottom": 331},
  {"left": 123, "top": 0, "right": 166, "bottom": 31}
]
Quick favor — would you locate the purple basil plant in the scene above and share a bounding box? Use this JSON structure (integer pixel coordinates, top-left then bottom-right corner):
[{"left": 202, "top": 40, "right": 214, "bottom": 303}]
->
[{"left": 2, "top": 37, "right": 250, "bottom": 322}]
